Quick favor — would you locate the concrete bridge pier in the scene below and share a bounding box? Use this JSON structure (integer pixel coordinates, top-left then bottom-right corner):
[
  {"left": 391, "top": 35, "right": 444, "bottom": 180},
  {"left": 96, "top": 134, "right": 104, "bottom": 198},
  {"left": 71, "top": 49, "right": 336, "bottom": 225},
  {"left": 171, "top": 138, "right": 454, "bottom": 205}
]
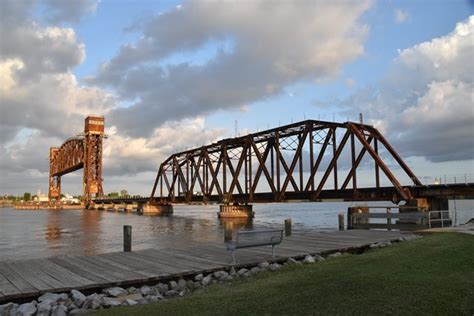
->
[
  {"left": 138, "top": 202, "right": 173, "bottom": 215},
  {"left": 218, "top": 203, "right": 254, "bottom": 218}
]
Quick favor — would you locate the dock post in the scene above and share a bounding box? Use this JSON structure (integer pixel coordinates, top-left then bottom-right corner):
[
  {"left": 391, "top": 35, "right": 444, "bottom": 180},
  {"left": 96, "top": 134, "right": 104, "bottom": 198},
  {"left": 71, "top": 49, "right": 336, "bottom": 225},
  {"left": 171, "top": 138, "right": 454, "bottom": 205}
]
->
[
  {"left": 123, "top": 225, "right": 132, "bottom": 252},
  {"left": 224, "top": 221, "right": 233, "bottom": 242},
  {"left": 284, "top": 218, "right": 292, "bottom": 236},
  {"left": 338, "top": 214, "right": 344, "bottom": 231}
]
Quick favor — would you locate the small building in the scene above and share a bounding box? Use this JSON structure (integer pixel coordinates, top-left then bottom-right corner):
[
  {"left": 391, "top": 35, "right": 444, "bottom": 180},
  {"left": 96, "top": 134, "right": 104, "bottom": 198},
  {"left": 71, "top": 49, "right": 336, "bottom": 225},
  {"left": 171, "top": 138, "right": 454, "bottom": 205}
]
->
[{"left": 61, "top": 193, "right": 80, "bottom": 204}]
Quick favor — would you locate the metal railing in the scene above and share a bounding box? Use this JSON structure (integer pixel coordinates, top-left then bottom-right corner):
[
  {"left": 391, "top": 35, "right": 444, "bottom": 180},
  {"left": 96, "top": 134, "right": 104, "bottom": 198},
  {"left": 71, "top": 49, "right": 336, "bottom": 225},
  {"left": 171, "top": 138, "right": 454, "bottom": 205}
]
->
[{"left": 428, "top": 210, "right": 450, "bottom": 228}]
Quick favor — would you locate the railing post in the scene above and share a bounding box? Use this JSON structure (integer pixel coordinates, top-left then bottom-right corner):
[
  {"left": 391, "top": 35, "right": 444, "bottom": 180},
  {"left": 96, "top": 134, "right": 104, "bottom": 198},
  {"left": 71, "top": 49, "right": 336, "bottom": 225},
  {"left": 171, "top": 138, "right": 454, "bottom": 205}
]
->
[
  {"left": 386, "top": 208, "right": 391, "bottom": 231},
  {"left": 123, "top": 225, "right": 132, "bottom": 252},
  {"left": 338, "top": 214, "right": 344, "bottom": 231},
  {"left": 285, "top": 218, "right": 292, "bottom": 236},
  {"left": 441, "top": 211, "right": 444, "bottom": 228}
]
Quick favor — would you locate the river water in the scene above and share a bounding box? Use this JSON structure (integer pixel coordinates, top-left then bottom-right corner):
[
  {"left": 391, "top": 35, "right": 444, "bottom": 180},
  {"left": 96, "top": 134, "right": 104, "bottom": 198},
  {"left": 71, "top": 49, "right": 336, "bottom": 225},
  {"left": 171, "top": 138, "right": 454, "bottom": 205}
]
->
[{"left": 0, "top": 201, "right": 472, "bottom": 261}]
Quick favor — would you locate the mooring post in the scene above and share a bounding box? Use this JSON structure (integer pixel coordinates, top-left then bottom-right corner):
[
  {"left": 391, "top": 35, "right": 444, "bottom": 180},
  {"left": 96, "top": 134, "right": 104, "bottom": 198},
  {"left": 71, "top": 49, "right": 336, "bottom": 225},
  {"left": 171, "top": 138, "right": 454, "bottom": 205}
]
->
[
  {"left": 338, "top": 214, "right": 344, "bottom": 231},
  {"left": 123, "top": 225, "right": 132, "bottom": 252},
  {"left": 224, "top": 221, "right": 233, "bottom": 242},
  {"left": 284, "top": 218, "right": 292, "bottom": 236}
]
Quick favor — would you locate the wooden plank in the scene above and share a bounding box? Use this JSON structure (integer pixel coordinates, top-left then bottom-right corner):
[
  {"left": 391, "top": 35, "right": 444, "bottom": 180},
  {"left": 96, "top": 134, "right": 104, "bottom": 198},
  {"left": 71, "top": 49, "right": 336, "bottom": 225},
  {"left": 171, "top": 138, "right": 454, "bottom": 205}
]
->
[
  {"left": 78, "top": 255, "right": 154, "bottom": 279},
  {"left": 36, "top": 259, "right": 93, "bottom": 287},
  {"left": 6, "top": 260, "right": 64, "bottom": 291},
  {"left": 0, "top": 263, "right": 37, "bottom": 295},
  {"left": 50, "top": 257, "right": 116, "bottom": 284},
  {"left": 0, "top": 273, "right": 20, "bottom": 297},
  {"left": 87, "top": 254, "right": 156, "bottom": 278}
]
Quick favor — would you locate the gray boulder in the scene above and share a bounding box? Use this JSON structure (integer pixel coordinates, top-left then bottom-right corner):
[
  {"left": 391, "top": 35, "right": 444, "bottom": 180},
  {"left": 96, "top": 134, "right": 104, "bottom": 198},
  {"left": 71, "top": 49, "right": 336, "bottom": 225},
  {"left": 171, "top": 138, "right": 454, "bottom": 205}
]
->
[
  {"left": 0, "top": 303, "right": 18, "bottom": 316},
  {"left": 16, "top": 302, "right": 37, "bottom": 316},
  {"left": 38, "top": 292, "right": 60, "bottom": 303},
  {"left": 194, "top": 273, "right": 203, "bottom": 281},
  {"left": 250, "top": 266, "right": 261, "bottom": 274},
  {"left": 140, "top": 285, "right": 154, "bottom": 296},
  {"left": 258, "top": 262, "right": 270, "bottom": 269},
  {"left": 83, "top": 293, "right": 102, "bottom": 310},
  {"left": 71, "top": 290, "right": 86, "bottom": 307},
  {"left": 164, "top": 290, "right": 179, "bottom": 297},
  {"left": 329, "top": 252, "right": 342, "bottom": 258},
  {"left": 36, "top": 299, "right": 54, "bottom": 316},
  {"left": 169, "top": 281, "right": 178, "bottom": 290},
  {"left": 269, "top": 263, "right": 281, "bottom": 271},
  {"left": 313, "top": 254, "right": 325, "bottom": 261},
  {"left": 127, "top": 286, "right": 139, "bottom": 294},
  {"left": 303, "top": 255, "right": 315, "bottom": 263},
  {"left": 177, "top": 278, "right": 187, "bottom": 290},
  {"left": 237, "top": 268, "right": 249, "bottom": 276},
  {"left": 51, "top": 305, "right": 68, "bottom": 316},
  {"left": 102, "top": 287, "right": 127, "bottom": 297},
  {"left": 213, "top": 271, "right": 229, "bottom": 280},
  {"left": 122, "top": 299, "right": 138, "bottom": 306},
  {"left": 201, "top": 275, "right": 213, "bottom": 286},
  {"left": 156, "top": 283, "right": 168, "bottom": 294},
  {"left": 101, "top": 297, "right": 121, "bottom": 308}
]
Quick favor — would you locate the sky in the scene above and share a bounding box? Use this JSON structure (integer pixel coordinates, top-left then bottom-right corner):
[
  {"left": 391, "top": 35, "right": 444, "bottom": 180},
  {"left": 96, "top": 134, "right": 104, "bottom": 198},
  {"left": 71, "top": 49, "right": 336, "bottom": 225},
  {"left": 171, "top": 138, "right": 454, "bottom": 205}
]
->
[{"left": 0, "top": 0, "right": 473, "bottom": 196}]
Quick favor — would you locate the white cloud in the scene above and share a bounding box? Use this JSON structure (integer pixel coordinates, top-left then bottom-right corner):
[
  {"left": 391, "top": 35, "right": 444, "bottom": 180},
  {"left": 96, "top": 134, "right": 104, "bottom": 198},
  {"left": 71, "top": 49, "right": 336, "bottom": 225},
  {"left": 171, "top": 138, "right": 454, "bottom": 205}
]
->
[
  {"left": 394, "top": 9, "right": 408, "bottom": 23},
  {"left": 93, "top": 1, "right": 372, "bottom": 137},
  {"left": 341, "top": 16, "right": 474, "bottom": 162}
]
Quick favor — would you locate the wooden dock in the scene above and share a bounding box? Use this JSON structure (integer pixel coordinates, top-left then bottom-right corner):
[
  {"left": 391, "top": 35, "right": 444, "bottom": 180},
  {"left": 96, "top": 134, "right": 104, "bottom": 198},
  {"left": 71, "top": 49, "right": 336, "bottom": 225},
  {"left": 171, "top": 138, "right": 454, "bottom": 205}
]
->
[{"left": 0, "top": 229, "right": 413, "bottom": 303}]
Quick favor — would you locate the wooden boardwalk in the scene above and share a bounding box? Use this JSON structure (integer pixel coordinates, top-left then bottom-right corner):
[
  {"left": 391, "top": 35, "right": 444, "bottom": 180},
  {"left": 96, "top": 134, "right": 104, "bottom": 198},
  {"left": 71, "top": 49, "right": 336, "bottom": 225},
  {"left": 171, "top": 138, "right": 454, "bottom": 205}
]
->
[{"left": 0, "top": 229, "right": 413, "bottom": 302}]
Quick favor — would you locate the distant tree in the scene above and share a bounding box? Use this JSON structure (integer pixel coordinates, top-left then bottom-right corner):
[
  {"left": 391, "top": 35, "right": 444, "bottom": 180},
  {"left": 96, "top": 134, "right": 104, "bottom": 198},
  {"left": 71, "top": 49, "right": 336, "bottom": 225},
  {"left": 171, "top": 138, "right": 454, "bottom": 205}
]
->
[
  {"left": 60, "top": 193, "right": 65, "bottom": 199},
  {"left": 107, "top": 192, "right": 119, "bottom": 198},
  {"left": 23, "top": 192, "right": 31, "bottom": 201},
  {"left": 120, "top": 189, "right": 129, "bottom": 197}
]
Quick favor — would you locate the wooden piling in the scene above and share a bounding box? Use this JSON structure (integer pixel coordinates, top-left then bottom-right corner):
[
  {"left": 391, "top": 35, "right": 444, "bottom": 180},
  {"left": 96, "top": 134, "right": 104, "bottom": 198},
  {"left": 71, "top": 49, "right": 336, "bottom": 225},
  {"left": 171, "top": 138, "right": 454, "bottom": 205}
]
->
[
  {"left": 123, "top": 225, "right": 132, "bottom": 252},
  {"left": 338, "top": 214, "right": 344, "bottom": 231},
  {"left": 284, "top": 218, "right": 292, "bottom": 236}
]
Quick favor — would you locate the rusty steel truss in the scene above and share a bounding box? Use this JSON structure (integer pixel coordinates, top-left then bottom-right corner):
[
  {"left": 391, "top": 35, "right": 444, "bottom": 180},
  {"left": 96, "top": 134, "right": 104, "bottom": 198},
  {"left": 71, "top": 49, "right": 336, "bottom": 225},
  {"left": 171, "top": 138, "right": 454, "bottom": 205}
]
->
[
  {"left": 49, "top": 116, "right": 105, "bottom": 205},
  {"left": 150, "top": 120, "right": 423, "bottom": 204}
]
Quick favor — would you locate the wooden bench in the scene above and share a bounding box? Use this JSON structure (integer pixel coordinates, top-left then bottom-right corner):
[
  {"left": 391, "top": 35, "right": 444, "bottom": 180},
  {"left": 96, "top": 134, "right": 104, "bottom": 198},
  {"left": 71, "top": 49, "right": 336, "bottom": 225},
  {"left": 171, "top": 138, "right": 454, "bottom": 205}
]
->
[{"left": 226, "top": 229, "right": 284, "bottom": 264}]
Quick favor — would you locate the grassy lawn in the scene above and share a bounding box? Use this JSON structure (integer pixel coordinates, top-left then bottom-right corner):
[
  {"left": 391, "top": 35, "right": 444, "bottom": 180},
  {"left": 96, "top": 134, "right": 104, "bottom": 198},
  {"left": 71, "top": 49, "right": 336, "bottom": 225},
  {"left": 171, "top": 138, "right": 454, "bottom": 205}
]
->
[{"left": 91, "top": 233, "right": 474, "bottom": 316}]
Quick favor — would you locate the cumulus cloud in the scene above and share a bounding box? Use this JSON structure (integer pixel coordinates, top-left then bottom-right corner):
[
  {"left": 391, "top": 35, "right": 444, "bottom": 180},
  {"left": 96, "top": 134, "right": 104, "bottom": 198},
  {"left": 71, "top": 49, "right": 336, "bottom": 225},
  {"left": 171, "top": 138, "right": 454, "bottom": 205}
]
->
[
  {"left": 43, "top": 0, "right": 99, "bottom": 23},
  {"left": 340, "top": 16, "right": 474, "bottom": 162},
  {"left": 103, "top": 117, "right": 226, "bottom": 176},
  {"left": 93, "top": 1, "right": 372, "bottom": 137}
]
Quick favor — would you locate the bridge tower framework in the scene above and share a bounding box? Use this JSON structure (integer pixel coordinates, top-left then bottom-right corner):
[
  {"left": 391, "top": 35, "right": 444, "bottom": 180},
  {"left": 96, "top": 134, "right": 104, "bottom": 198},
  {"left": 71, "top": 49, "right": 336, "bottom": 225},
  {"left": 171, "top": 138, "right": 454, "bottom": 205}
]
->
[{"left": 48, "top": 116, "right": 105, "bottom": 205}]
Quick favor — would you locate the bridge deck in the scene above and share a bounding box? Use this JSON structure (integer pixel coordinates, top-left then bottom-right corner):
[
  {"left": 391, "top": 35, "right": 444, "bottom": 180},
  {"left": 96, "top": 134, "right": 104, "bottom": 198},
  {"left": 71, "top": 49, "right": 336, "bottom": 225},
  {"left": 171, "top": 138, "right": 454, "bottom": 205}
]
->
[{"left": 0, "top": 229, "right": 414, "bottom": 303}]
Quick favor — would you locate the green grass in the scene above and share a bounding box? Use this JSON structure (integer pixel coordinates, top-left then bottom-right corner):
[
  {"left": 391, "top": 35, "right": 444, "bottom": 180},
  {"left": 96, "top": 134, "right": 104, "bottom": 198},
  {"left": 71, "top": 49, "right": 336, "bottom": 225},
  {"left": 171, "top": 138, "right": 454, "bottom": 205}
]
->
[{"left": 91, "top": 233, "right": 474, "bottom": 316}]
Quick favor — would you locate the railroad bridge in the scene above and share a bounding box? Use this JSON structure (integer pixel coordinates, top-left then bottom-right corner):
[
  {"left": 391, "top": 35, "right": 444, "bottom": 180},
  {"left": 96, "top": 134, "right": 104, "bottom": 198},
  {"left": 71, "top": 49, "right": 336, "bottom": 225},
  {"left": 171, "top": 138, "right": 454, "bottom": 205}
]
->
[
  {"left": 90, "top": 119, "right": 472, "bottom": 217},
  {"left": 46, "top": 116, "right": 472, "bottom": 216},
  {"left": 49, "top": 116, "right": 105, "bottom": 205}
]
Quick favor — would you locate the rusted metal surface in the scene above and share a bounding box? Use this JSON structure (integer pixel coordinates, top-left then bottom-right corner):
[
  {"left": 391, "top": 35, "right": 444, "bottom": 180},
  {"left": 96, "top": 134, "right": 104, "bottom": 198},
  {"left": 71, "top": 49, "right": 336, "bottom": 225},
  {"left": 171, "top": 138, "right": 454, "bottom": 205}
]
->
[
  {"left": 148, "top": 120, "right": 428, "bottom": 204},
  {"left": 49, "top": 116, "right": 105, "bottom": 205}
]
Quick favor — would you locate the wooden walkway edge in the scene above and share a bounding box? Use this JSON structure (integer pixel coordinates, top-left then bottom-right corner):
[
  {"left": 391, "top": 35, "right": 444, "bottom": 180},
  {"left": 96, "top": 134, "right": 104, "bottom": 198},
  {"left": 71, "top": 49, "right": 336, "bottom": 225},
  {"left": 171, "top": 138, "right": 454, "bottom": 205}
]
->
[{"left": 0, "top": 230, "right": 413, "bottom": 303}]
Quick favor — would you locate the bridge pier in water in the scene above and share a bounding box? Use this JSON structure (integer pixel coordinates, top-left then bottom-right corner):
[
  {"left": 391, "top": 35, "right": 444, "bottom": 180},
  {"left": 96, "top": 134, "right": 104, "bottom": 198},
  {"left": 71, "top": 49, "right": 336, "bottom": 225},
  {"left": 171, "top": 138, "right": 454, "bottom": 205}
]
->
[
  {"left": 138, "top": 202, "right": 173, "bottom": 215},
  {"left": 218, "top": 204, "right": 254, "bottom": 218}
]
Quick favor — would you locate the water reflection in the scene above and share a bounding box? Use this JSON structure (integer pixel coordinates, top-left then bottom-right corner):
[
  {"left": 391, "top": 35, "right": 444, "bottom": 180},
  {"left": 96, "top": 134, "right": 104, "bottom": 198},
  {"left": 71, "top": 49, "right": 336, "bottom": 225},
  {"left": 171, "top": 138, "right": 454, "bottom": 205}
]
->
[
  {"left": 45, "top": 211, "right": 62, "bottom": 241},
  {"left": 219, "top": 217, "right": 254, "bottom": 242},
  {"left": 0, "top": 200, "right": 472, "bottom": 261}
]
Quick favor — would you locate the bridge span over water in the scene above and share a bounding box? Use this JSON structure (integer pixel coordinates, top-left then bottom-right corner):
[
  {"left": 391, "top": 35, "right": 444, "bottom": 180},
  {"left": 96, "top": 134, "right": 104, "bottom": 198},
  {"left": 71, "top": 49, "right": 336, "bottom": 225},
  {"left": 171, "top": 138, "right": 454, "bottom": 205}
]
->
[{"left": 91, "top": 119, "right": 473, "bottom": 217}]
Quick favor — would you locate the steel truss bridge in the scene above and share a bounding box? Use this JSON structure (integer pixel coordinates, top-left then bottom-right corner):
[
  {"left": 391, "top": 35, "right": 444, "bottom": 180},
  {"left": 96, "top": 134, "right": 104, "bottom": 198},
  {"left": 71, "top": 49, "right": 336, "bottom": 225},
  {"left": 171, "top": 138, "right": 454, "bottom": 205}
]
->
[{"left": 108, "top": 120, "right": 469, "bottom": 206}]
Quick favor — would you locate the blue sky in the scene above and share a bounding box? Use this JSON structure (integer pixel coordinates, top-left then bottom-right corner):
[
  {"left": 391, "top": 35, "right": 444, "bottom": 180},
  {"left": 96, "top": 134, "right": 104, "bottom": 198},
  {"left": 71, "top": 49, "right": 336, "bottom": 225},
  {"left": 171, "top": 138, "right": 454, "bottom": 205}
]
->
[{"left": 1, "top": 0, "right": 473, "bottom": 195}]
